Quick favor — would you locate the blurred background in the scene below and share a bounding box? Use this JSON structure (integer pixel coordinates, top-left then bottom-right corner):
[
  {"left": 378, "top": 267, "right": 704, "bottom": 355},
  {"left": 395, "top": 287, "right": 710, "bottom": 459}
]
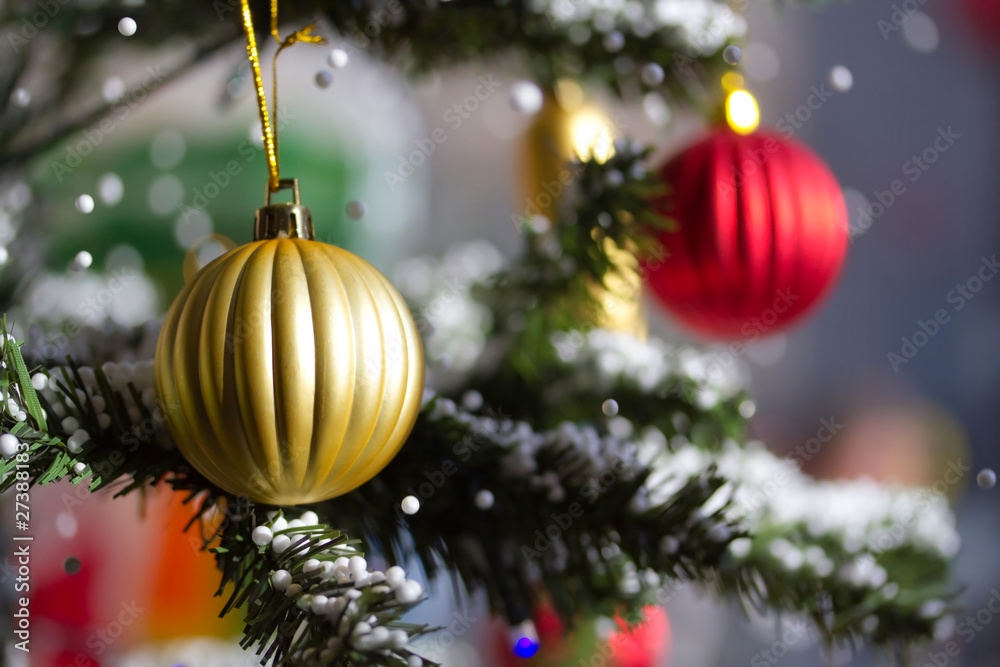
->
[{"left": 3, "top": 0, "right": 1000, "bottom": 665}]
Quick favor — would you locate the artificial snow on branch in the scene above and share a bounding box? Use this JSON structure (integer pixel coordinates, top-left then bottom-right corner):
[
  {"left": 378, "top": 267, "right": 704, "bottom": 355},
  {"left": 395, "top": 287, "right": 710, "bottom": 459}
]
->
[
  {"left": 0, "top": 137, "right": 960, "bottom": 664},
  {"left": 0, "top": 329, "right": 436, "bottom": 666},
  {"left": 1, "top": 318, "right": 958, "bottom": 654}
]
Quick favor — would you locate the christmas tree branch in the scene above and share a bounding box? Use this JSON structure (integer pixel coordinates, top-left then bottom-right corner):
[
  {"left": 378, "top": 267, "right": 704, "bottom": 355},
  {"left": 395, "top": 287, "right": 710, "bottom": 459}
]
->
[
  {"left": 0, "top": 0, "right": 739, "bottom": 166},
  {"left": 1, "top": 310, "right": 957, "bottom": 653},
  {"left": 0, "top": 135, "right": 957, "bottom": 657},
  {"left": 211, "top": 510, "right": 436, "bottom": 666},
  {"left": 384, "top": 140, "right": 958, "bottom": 648},
  {"left": 0, "top": 325, "right": 437, "bottom": 666},
  {"left": 320, "top": 394, "right": 742, "bottom": 624},
  {"left": 320, "top": 393, "right": 957, "bottom": 647}
]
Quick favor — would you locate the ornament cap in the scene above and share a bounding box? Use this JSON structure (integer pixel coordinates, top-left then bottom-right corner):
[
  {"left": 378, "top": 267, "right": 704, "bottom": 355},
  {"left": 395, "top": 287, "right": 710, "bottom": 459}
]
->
[{"left": 255, "top": 178, "right": 315, "bottom": 240}]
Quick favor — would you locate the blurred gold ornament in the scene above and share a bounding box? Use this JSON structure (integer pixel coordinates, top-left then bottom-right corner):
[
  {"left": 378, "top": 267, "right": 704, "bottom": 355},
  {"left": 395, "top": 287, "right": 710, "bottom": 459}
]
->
[
  {"left": 518, "top": 92, "right": 646, "bottom": 338},
  {"left": 155, "top": 181, "right": 425, "bottom": 505}
]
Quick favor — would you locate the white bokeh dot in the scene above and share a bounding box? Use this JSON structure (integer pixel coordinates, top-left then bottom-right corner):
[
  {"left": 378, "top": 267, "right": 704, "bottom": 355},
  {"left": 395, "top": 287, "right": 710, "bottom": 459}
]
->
[
  {"left": 640, "top": 63, "right": 665, "bottom": 87},
  {"left": 118, "top": 17, "right": 137, "bottom": 36},
  {"left": 106, "top": 243, "right": 144, "bottom": 270},
  {"left": 743, "top": 42, "right": 780, "bottom": 82},
  {"left": 56, "top": 512, "right": 78, "bottom": 539},
  {"left": 828, "top": 65, "right": 853, "bottom": 92},
  {"left": 249, "top": 122, "right": 265, "bottom": 148},
  {"left": 315, "top": 70, "right": 333, "bottom": 89},
  {"left": 11, "top": 88, "right": 31, "bottom": 108},
  {"left": 195, "top": 238, "right": 228, "bottom": 267},
  {"left": 328, "top": 48, "right": 349, "bottom": 69},
  {"left": 510, "top": 81, "right": 544, "bottom": 115},
  {"left": 746, "top": 334, "right": 788, "bottom": 366},
  {"left": 75, "top": 194, "right": 95, "bottom": 214},
  {"left": 401, "top": 495, "right": 420, "bottom": 515},
  {"left": 150, "top": 129, "right": 186, "bottom": 169},
  {"left": 98, "top": 173, "right": 124, "bottom": 205},
  {"left": 903, "top": 12, "right": 939, "bottom": 53},
  {"left": 842, "top": 187, "right": 872, "bottom": 237},
  {"left": 346, "top": 201, "right": 367, "bottom": 219},
  {"left": 174, "top": 209, "right": 213, "bottom": 248},
  {"left": 642, "top": 92, "right": 671, "bottom": 126},
  {"left": 102, "top": 77, "right": 125, "bottom": 102},
  {"left": 148, "top": 174, "right": 184, "bottom": 215},
  {"left": 74, "top": 250, "right": 93, "bottom": 269}
]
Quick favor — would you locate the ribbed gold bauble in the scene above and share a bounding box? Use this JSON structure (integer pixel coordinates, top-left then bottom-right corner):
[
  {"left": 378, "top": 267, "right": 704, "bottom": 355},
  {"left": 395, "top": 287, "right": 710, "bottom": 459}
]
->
[
  {"left": 154, "top": 198, "right": 424, "bottom": 505},
  {"left": 518, "top": 90, "right": 647, "bottom": 339}
]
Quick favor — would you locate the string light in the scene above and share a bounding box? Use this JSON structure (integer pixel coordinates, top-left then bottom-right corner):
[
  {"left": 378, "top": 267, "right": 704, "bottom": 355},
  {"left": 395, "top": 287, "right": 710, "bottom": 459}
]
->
[
  {"left": 510, "top": 621, "right": 540, "bottom": 658},
  {"left": 571, "top": 109, "right": 616, "bottom": 163},
  {"left": 726, "top": 89, "right": 759, "bottom": 135},
  {"left": 721, "top": 72, "right": 744, "bottom": 92}
]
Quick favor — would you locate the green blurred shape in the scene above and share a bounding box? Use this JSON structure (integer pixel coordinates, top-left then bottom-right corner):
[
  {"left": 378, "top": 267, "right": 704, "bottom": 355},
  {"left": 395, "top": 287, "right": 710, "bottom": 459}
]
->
[{"left": 33, "top": 130, "right": 360, "bottom": 302}]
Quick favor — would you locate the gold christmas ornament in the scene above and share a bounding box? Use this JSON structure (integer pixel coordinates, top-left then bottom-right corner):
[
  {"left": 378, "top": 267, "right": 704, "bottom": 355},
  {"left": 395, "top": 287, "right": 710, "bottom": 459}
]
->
[
  {"left": 518, "top": 90, "right": 647, "bottom": 339},
  {"left": 154, "top": 1, "right": 423, "bottom": 505},
  {"left": 155, "top": 182, "right": 425, "bottom": 505}
]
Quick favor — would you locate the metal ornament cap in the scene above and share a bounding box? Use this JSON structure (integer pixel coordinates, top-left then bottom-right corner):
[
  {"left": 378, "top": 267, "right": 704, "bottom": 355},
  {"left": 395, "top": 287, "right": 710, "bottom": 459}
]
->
[
  {"left": 255, "top": 179, "right": 316, "bottom": 240},
  {"left": 155, "top": 187, "right": 425, "bottom": 505}
]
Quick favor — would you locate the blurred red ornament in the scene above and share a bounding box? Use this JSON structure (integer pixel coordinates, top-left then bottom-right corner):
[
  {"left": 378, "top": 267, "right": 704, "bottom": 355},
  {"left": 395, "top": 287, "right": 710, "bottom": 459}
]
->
[
  {"left": 643, "top": 128, "right": 847, "bottom": 339},
  {"left": 493, "top": 604, "right": 669, "bottom": 667},
  {"left": 607, "top": 606, "right": 670, "bottom": 667},
  {"left": 958, "top": 0, "right": 1000, "bottom": 44}
]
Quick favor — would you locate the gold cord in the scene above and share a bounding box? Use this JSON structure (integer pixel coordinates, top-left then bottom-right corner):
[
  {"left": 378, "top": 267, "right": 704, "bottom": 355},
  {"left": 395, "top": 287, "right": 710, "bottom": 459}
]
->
[{"left": 239, "top": 0, "right": 325, "bottom": 196}]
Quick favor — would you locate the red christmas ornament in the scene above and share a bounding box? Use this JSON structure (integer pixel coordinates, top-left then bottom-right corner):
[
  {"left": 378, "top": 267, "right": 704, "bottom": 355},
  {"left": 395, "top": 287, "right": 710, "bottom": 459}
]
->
[
  {"left": 493, "top": 604, "right": 670, "bottom": 667},
  {"left": 606, "top": 606, "right": 671, "bottom": 667},
  {"left": 643, "top": 128, "right": 848, "bottom": 339}
]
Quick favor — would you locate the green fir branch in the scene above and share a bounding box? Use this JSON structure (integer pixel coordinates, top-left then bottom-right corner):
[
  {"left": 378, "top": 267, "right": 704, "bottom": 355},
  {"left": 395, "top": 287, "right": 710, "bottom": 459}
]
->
[{"left": 0, "top": 327, "right": 436, "bottom": 666}]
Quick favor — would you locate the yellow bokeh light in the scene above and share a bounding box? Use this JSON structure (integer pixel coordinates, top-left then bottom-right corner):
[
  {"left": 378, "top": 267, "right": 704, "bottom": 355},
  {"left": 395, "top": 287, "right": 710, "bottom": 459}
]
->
[
  {"left": 721, "top": 72, "right": 745, "bottom": 92},
  {"left": 726, "top": 90, "right": 759, "bottom": 135},
  {"left": 554, "top": 79, "right": 585, "bottom": 112},
  {"left": 571, "top": 109, "right": 616, "bottom": 163}
]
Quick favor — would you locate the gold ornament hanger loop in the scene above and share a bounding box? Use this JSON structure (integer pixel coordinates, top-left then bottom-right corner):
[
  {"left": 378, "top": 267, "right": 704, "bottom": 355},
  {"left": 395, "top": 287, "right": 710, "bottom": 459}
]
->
[
  {"left": 239, "top": 0, "right": 325, "bottom": 197},
  {"left": 255, "top": 178, "right": 315, "bottom": 240}
]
